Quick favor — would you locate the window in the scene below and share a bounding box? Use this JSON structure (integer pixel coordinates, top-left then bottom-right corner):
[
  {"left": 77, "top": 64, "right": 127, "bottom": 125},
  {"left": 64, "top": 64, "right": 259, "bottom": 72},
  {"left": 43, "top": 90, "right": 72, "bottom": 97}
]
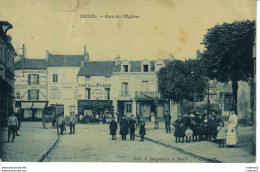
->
[
  {"left": 105, "top": 76, "right": 110, "bottom": 81},
  {"left": 123, "top": 65, "right": 128, "bottom": 72},
  {"left": 53, "top": 74, "right": 58, "bottom": 82},
  {"left": 121, "top": 82, "right": 128, "bottom": 95},
  {"left": 51, "top": 88, "right": 60, "bottom": 99},
  {"left": 143, "top": 65, "right": 149, "bottom": 72},
  {"left": 86, "top": 76, "right": 90, "bottom": 81},
  {"left": 142, "top": 81, "right": 149, "bottom": 92},
  {"left": 126, "top": 104, "right": 132, "bottom": 113},
  {"left": 28, "top": 89, "right": 39, "bottom": 100},
  {"left": 85, "top": 88, "right": 91, "bottom": 99},
  {"left": 28, "top": 74, "right": 39, "bottom": 85},
  {"left": 105, "top": 88, "right": 110, "bottom": 100},
  {"left": 224, "top": 94, "right": 233, "bottom": 111}
]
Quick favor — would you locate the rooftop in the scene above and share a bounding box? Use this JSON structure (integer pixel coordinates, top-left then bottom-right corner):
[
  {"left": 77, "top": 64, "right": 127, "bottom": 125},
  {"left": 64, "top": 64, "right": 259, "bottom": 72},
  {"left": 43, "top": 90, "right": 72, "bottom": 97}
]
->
[{"left": 14, "top": 58, "right": 46, "bottom": 69}]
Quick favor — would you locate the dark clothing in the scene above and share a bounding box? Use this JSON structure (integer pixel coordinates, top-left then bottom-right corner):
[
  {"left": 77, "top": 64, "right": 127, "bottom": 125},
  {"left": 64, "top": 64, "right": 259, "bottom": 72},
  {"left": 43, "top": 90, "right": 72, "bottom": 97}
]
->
[
  {"left": 128, "top": 119, "right": 137, "bottom": 129},
  {"left": 173, "top": 119, "right": 182, "bottom": 137},
  {"left": 139, "top": 121, "right": 146, "bottom": 135},
  {"left": 164, "top": 114, "right": 171, "bottom": 124},
  {"left": 109, "top": 121, "right": 117, "bottom": 135},
  {"left": 120, "top": 119, "right": 129, "bottom": 135},
  {"left": 70, "top": 123, "right": 75, "bottom": 134},
  {"left": 8, "top": 126, "right": 16, "bottom": 141}
]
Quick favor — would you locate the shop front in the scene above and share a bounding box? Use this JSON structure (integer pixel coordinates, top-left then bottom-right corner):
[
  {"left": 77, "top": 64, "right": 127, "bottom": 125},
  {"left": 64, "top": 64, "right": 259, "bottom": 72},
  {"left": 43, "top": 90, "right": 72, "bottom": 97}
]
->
[
  {"left": 15, "top": 101, "right": 48, "bottom": 121},
  {"left": 78, "top": 100, "right": 114, "bottom": 123}
]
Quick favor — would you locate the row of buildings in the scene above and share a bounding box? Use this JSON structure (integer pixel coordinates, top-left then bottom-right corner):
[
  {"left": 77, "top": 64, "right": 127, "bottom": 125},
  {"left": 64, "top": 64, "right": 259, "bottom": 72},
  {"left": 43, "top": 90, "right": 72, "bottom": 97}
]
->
[
  {"left": 0, "top": 21, "right": 16, "bottom": 126},
  {"left": 14, "top": 47, "right": 171, "bottom": 121},
  {"left": 13, "top": 46, "right": 253, "bottom": 123}
]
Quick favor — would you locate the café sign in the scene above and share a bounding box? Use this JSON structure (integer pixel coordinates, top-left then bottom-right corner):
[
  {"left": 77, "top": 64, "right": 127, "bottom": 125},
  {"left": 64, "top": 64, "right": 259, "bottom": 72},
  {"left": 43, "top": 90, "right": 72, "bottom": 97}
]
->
[{"left": 79, "top": 83, "right": 111, "bottom": 88}]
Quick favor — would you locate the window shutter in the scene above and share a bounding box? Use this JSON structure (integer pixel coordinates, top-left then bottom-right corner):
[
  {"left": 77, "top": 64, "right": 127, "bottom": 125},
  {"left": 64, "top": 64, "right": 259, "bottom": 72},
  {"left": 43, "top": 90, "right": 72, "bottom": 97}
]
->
[
  {"left": 37, "top": 90, "right": 39, "bottom": 100},
  {"left": 28, "top": 90, "right": 31, "bottom": 100},
  {"left": 28, "top": 75, "right": 31, "bottom": 85},
  {"left": 37, "top": 75, "right": 39, "bottom": 85}
]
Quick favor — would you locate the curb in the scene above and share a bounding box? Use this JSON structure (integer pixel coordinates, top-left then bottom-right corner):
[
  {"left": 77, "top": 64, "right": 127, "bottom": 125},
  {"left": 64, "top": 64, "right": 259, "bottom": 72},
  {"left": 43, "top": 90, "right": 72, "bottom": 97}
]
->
[
  {"left": 38, "top": 135, "right": 60, "bottom": 162},
  {"left": 136, "top": 135, "right": 222, "bottom": 163}
]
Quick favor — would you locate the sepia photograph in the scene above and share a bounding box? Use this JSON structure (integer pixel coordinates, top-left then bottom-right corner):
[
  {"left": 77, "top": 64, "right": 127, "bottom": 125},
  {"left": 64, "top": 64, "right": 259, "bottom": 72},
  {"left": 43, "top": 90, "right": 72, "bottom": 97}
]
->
[{"left": 0, "top": 0, "right": 257, "bottom": 170}]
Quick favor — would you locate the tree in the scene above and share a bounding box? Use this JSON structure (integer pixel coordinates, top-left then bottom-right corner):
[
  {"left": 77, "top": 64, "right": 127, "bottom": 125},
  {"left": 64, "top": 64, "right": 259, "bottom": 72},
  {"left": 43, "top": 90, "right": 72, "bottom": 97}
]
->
[
  {"left": 157, "top": 59, "right": 207, "bottom": 108},
  {"left": 201, "top": 20, "right": 255, "bottom": 114}
]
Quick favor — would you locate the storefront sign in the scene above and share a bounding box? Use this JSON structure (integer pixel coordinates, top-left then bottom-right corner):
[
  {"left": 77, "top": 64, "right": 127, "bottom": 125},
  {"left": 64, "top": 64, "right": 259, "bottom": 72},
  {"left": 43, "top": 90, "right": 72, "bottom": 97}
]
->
[
  {"left": 78, "top": 100, "right": 113, "bottom": 107},
  {"left": 22, "top": 70, "right": 46, "bottom": 74},
  {"left": 79, "top": 83, "right": 111, "bottom": 88}
]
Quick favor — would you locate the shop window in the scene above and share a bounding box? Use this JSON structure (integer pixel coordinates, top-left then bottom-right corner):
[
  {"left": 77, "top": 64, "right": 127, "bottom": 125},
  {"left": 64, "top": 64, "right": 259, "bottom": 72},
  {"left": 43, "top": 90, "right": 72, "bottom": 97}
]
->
[
  {"left": 123, "top": 65, "right": 128, "bottom": 72},
  {"left": 53, "top": 74, "right": 58, "bottom": 82},
  {"left": 105, "top": 88, "right": 110, "bottom": 100},
  {"left": 28, "top": 89, "right": 39, "bottom": 101},
  {"left": 121, "top": 82, "right": 128, "bottom": 95},
  {"left": 143, "top": 65, "right": 149, "bottom": 72},
  {"left": 224, "top": 94, "right": 233, "bottom": 111},
  {"left": 126, "top": 104, "right": 132, "bottom": 113},
  {"left": 85, "top": 88, "right": 91, "bottom": 99},
  {"left": 28, "top": 74, "right": 39, "bottom": 85}
]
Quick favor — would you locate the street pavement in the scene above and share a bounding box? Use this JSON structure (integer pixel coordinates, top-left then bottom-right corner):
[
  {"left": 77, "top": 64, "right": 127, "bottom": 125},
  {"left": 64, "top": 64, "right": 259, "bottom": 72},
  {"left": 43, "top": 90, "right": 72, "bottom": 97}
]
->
[
  {"left": 44, "top": 124, "right": 204, "bottom": 162},
  {"left": 0, "top": 122, "right": 57, "bottom": 162},
  {"left": 144, "top": 122, "right": 256, "bottom": 163},
  {"left": 0, "top": 121, "right": 255, "bottom": 163}
]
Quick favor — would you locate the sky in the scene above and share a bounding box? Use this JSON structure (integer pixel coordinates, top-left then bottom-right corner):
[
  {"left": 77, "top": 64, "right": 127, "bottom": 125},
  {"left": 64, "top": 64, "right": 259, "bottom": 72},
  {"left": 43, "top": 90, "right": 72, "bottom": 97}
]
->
[{"left": 0, "top": 0, "right": 256, "bottom": 61}]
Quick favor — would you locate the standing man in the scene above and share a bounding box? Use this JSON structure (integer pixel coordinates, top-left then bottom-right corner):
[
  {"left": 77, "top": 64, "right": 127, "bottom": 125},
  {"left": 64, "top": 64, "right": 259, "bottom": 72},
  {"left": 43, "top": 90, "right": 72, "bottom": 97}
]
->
[
  {"left": 109, "top": 117, "right": 117, "bottom": 140},
  {"left": 128, "top": 115, "right": 137, "bottom": 141},
  {"left": 15, "top": 109, "right": 22, "bottom": 136},
  {"left": 70, "top": 112, "right": 77, "bottom": 134},
  {"left": 120, "top": 115, "right": 129, "bottom": 141},
  {"left": 7, "top": 111, "right": 18, "bottom": 142},
  {"left": 139, "top": 117, "right": 146, "bottom": 142},
  {"left": 164, "top": 111, "right": 171, "bottom": 133}
]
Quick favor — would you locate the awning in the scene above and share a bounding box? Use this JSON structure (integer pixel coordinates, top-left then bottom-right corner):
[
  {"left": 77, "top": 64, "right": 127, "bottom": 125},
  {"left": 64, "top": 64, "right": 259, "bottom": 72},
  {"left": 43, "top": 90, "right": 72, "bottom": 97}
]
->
[
  {"left": 17, "top": 101, "right": 48, "bottom": 109},
  {"left": 21, "top": 102, "right": 33, "bottom": 108},
  {"left": 32, "top": 102, "right": 47, "bottom": 109}
]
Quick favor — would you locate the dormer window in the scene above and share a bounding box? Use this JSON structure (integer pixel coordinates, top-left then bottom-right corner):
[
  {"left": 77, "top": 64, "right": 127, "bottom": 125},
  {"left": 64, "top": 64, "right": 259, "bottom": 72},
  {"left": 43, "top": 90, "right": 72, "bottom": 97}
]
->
[
  {"left": 143, "top": 65, "right": 149, "bottom": 72},
  {"left": 123, "top": 65, "right": 128, "bottom": 72},
  {"left": 155, "top": 60, "right": 165, "bottom": 71}
]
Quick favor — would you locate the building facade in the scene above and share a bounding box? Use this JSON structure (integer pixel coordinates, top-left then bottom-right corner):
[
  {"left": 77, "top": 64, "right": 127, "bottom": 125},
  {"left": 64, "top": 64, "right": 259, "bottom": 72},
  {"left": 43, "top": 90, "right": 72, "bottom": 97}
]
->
[
  {"left": 0, "top": 21, "right": 16, "bottom": 126},
  {"left": 111, "top": 57, "right": 170, "bottom": 120},
  {"left": 14, "top": 59, "right": 48, "bottom": 120},
  {"left": 77, "top": 61, "right": 115, "bottom": 119},
  {"left": 46, "top": 48, "right": 88, "bottom": 116}
]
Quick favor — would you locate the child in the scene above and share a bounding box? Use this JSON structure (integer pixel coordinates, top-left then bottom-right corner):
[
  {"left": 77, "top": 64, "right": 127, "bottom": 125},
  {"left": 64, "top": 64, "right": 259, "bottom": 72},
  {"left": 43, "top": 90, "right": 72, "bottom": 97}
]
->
[
  {"left": 139, "top": 117, "right": 146, "bottom": 142},
  {"left": 109, "top": 117, "right": 117, "bottom": 140},
  {"left": 216, "top": 122, "right": 226, "bottom": 148}
]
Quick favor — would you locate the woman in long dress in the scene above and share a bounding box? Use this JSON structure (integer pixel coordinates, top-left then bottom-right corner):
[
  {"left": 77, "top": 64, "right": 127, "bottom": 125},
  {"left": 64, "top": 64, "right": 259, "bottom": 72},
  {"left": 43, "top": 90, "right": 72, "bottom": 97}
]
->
[{"left": 226, "top": 110, "right": 238, "bottom": 147}]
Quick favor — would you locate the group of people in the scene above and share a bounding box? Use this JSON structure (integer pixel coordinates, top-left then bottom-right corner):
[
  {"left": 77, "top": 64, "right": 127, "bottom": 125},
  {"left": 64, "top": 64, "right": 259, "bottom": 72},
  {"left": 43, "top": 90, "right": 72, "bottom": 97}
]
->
[
  {"left": 57, "top": 112, "right": 77, "bottom": 135},
  {"left": 7, "top": 110, "right": 21, "bottom": 143},
  {"left": 172, "top": 109, "right": 238, "bottom": 148},
  {"left": 109, "top": 115, "right": 146, "bottom": 142}
]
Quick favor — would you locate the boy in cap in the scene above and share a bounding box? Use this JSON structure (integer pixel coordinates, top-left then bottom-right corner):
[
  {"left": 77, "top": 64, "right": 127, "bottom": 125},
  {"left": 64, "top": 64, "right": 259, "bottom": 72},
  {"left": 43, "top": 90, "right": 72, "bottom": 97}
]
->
[
  {"left": 139, "top": 117, "right": 146, "bottom": 141},
  {"left": 128, "top": 115, "right": 137, "bottom": 141},
  {"left": 7, "top": 111, "right": 18, "bottom": 142},
  {"left": 109, "top": 117, "right": 117, "bottom": 140}
]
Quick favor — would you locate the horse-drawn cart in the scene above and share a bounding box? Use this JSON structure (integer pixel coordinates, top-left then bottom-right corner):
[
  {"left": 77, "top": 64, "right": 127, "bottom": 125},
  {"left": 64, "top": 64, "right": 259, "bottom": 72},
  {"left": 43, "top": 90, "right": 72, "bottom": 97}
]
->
[{"left": 42, "top": 106, "right": 56, "bottom": 129}]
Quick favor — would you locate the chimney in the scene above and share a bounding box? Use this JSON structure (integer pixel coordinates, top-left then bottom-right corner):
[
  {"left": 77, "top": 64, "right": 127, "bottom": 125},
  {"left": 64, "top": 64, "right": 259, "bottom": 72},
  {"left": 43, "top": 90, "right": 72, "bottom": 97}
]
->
[
  {"left": 84, "top": 45, "right": 89, "bottom": 61},
  {"left": 115, "top": 55, "right": 120, "bottom": 65},
  {"left": 46, "top": 50, "right": 49, "bottom": 61},
  {"left": 169, "top": 53, "right": 174, "bottom": 61},
  {"left": 196, "top": 50, "right": 202, "bottom": 59}
]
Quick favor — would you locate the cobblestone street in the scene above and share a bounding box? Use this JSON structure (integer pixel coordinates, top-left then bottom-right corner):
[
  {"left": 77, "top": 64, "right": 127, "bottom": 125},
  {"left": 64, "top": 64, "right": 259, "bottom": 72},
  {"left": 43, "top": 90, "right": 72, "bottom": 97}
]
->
[
  {"left": 0, "top": 122, "right": 255, "bottom": 163},
  {"left": 0, "top": 122, "right": 57, "bottom": 162},
  {"left": 44, "top": 124, "right": 204, "bottom": 162}
]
